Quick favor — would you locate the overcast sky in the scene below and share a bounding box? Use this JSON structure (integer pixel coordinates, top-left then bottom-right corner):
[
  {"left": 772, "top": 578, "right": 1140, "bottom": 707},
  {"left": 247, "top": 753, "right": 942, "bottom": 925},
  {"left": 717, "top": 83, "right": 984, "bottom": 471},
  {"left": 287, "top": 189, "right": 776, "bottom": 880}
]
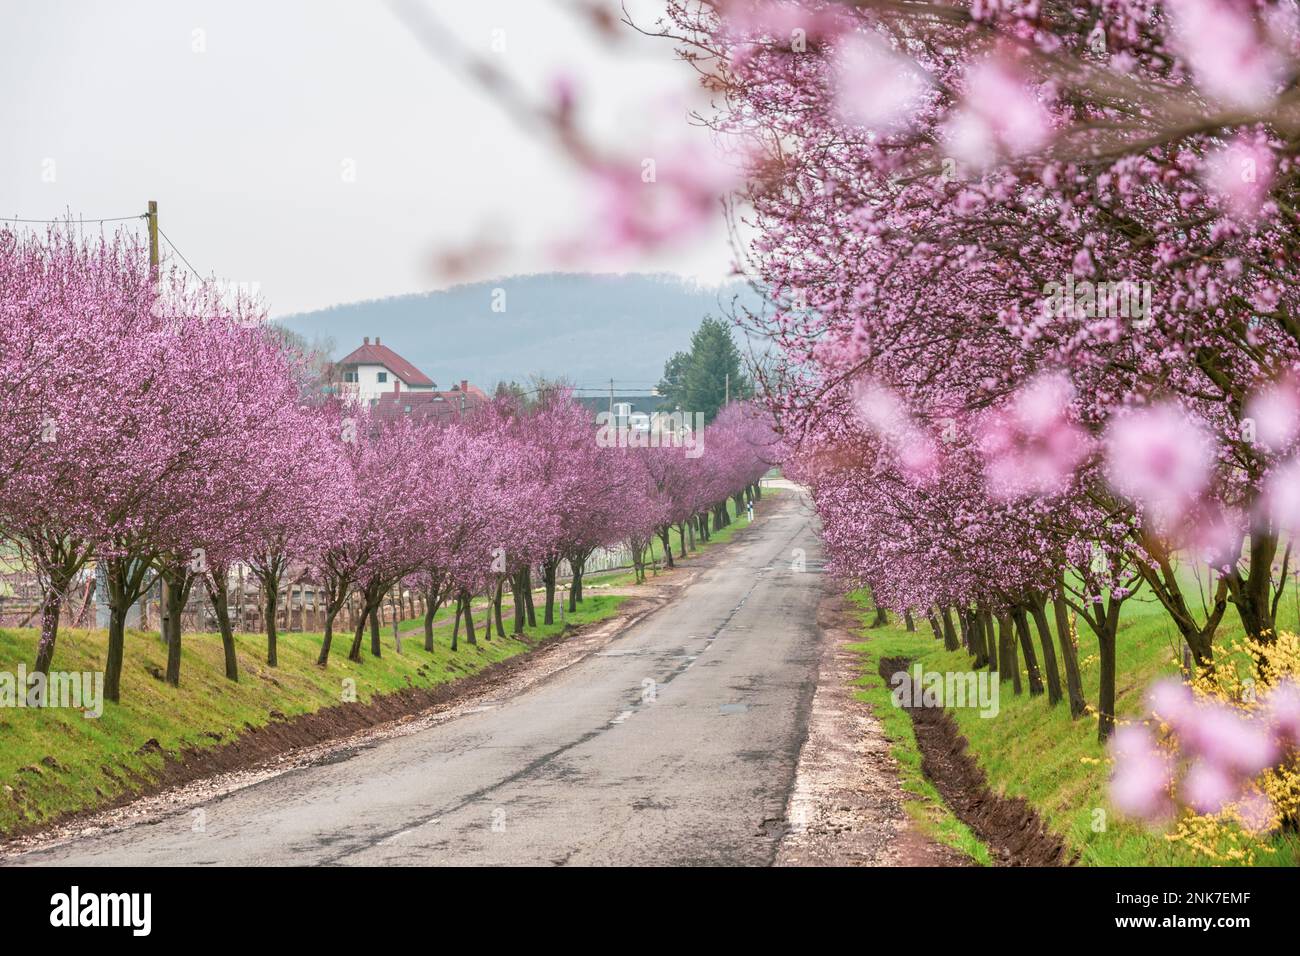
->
[{"left": 1, "top": 0, "right": 736, "bottom": 316}]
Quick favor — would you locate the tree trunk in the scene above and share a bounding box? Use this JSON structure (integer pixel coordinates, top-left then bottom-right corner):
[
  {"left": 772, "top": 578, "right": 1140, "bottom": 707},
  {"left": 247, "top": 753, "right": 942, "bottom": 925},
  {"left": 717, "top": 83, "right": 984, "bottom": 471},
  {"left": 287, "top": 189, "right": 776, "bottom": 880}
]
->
[
  {"left": 319, "top": 610, "right": 336, "bottom": 665},
  {"left": 658, "top": 527, "right": 675, "bottom": 569},
  {"left": 523, "top": 566, "right": 536, "bottom": 626},
  {"left": 1226, "top": 531, "right": 1279, "bottom": 641},
  {"left": 904, "top": 609, "right": 916, "bottom": 632},
  {"left": 493, "top": 579, "right": 505, "bottom": 637},
  {"left": 31, "top": 579, "right": 69, "bottom": 679},
  {"left": 926, "top": 607, "right": 943, "bottom": 642},
  {"left": 1096, "top": 599, "right": 1122, "bottom": 742},
  {"left": 347, "top": 585, "right": 383, "bottom": 662},
  {"left": 425, "top": 584, "right": 443, "bottom": 650},
  {"left": 208, "top": 574, "right": 238, "bottom": 682},
  {"left": 997, "top": 613, "right": 1019, "bottom": 693},
  {"left": 1026, "top": 598, "right": 1062, "bottom": 706},
  {"left": 264, "top": 585, "right": 279, "bottom": 668},
  {"left": 981, "top": 607, "right": 997, "bottom": 674},
  {"left": 1052, "top": 593, "right": 1086, "bottom": 719},
  {"left": 451, "top": 592, "right": 461, "bottom": 651},
  {"left": 105, "top": 605, "right": 127, "bottom": 703},
  {"left": 940, "top": 606, "right": 959, "bottom": 650},
  {"left": 967, "top": 607, "right": 989, "bottom": 669},
  {"left": 543, "top": 559, "right": 558, "bottom": 625},
  {"left": 462, "top": 590, "right": 477, "bottom": 645},
  {"left": 1011, "top": 606, "right": 1044, "bottom": 696},
  {"left": 164, "top": 570, "right": 189, "bottom": 687},
  {"left": 510, "top": 570, "right": 526, "bottom": 635}
]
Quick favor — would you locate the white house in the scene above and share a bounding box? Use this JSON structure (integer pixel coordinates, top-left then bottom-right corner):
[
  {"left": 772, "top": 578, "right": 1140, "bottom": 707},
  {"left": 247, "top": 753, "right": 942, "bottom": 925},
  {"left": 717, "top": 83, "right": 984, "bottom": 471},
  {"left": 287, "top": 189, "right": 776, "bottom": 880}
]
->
[{"left": 335, "top": 337, "right": 437, "bottom": 405}]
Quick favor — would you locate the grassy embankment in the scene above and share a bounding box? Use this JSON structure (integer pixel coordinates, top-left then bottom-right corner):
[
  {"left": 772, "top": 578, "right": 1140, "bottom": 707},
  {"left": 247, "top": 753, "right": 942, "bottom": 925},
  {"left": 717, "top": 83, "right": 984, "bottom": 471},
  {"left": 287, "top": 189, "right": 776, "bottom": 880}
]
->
[
  {"left": 848, "top": 589, "right": 1300, "bottom": 866},
  {"left": 0, "top": 596, "right": 626, "bottom": 836},
  {"left": 0, "top": 489, "right": 775, "bottom": 837}
]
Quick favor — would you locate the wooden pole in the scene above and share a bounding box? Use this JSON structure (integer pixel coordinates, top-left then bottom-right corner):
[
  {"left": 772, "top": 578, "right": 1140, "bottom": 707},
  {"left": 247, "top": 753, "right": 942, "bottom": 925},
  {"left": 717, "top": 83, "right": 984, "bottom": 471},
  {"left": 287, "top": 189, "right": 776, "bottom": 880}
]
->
[{"left": 148, "top": 201, "right": 170, "bottom": 643}]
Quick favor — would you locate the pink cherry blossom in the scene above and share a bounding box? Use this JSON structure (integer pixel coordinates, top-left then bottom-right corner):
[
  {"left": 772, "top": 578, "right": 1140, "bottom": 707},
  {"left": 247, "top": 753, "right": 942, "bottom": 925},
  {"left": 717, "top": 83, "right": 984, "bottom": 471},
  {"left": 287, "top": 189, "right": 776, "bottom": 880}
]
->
[
  {"left": 1104, "top": 404, "right": 1215, "bottom": 531},
  {"left": 979, "top": 374, "right": 1090, "bottom": 499},
  {"left": 1203, "top": 135, "right": 1276, "bottom": 221},
  {"left": 1244, "top": 374, "right": 1300, "bottom": 450},
  {"left": 1182, "top": 758, "right": 1240, "bottom": 815},
  {"left": 1108, "top": 724, "right": 1173, "bottom": 820},
  {"left": 942, "top": 57, "right": 1052, "bottom": 170},
  {"left": 1170, "top": 0, "right": 1287, "bottom": 110},
  {"left": 832, "top": 31, "right": 930, "bottom": 135}
]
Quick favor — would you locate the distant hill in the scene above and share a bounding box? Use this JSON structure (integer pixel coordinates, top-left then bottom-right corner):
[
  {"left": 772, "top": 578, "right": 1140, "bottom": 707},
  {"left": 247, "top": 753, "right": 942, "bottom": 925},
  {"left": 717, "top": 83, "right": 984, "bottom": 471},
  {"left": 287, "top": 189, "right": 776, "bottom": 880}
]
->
[{"left": 275, "top": 272, "right": 767, "bottom": 391}]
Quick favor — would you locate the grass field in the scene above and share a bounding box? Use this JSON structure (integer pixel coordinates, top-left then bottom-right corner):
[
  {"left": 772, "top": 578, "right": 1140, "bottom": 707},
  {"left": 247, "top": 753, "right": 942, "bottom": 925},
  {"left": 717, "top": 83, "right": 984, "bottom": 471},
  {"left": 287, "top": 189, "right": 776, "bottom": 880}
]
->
[{"left": 849, "top": 588, "right": 1300, "bottom": 866}]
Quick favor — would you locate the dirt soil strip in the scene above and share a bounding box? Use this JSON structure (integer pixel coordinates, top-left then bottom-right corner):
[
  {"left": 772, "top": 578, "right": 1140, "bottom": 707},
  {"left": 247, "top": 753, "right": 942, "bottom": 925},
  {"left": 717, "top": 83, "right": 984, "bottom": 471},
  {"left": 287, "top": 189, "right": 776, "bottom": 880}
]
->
[
  {"left": 0, "top": 565, "right": 711, "bottom": 860},
  {"left": 775, "top": 592, "right": 970, "bottom": 866},
  {"left": 878, "top": 655, "right": 1073, "bottom": 867}
]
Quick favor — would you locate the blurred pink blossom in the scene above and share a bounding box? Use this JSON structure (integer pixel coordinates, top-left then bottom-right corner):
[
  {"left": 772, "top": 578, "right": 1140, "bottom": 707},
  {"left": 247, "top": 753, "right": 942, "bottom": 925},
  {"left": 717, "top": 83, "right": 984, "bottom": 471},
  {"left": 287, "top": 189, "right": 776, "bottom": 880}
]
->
[
  {"left": 980, "top": 374, "right": 1091, "bottom": 499},
  {"left": 1234, "top": 790, "right": 1277, "bottom": 834},
  {"left": 1244, "top": 375, "right": 1300, "bottom": 450},
  {"left": 1264, "top": 678, "right": 1300, "bottom": 744},
  {"left": 1203, "top": 137, "right": 1276, "bottom": 221},
  {"left": 850, "top": 377, "right": 937, "bottom": 481},
  {"left": 942, "top": 57, "right": 1052, "bottom": 170},
  {"left": 1259, "top": 456, "right": 1300, "bottom": 531},
  {"left": 1109, "top": 724, "right": 1173, "bottom": 819},
  {"left": 1114, "top": 679, "right": 1290, "bottom": 828},
  {"left": 1182, "top": 759, "right": 1239, "bottom": 814},
  {"left": 1170, "top": 0, "right": 1287, "bottom": 109},
  {"left": 1103, "top": 404, "right": 1216, "bottom": 530},
  {"left": 1181, "top": 701, "right": 1279, "bottom": 777},
  {"left": 832, "top": 32, "right": 931, "bottom": 135},
  {"left": 720, "top": 0, "right": 848, "bottom": 44},
  {"left": 577, "top": 138, "right": 745, "bottom": 256},
  {"left": 1147, "top": 678, "right": 1196, "bottom": 728}
]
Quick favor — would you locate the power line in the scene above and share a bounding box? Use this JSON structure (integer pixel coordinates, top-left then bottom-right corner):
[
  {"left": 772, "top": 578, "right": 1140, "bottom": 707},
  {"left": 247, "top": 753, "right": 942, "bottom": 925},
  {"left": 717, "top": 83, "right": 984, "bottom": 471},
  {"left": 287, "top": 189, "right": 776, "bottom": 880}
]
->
[
  {"left": 156, "top": 225, "right": 206, "bottom": 281},
  {"left": 1, "top": 214, "right": 146, "bottom": 224}
]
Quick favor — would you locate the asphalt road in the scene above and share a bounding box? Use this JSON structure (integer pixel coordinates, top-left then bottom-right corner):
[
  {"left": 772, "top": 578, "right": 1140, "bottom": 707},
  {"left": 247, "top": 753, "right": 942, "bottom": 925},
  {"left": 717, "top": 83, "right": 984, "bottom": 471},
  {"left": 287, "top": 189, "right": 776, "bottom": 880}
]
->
[{"left": 14, "top": 492, "right": 826, "bottom": 866}]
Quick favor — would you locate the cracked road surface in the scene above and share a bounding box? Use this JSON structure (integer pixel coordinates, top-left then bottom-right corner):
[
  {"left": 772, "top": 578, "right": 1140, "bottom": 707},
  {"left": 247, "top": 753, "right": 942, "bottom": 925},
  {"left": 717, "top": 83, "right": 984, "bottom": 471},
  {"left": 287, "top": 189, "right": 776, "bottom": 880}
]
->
[{"left": 12, "top": 493, "right": 826, "bottom": 866}]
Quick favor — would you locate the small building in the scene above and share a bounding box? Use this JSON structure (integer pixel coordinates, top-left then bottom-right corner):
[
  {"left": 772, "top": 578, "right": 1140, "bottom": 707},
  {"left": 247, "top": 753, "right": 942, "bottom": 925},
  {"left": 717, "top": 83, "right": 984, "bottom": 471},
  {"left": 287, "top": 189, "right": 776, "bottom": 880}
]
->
[
  {"left": 372, "top": 380, "right": 490, "bottom": 424},
  {"left": 574, "top": 394, "right": 662, "bottom": 427},
  {"left": 335, "top": 337, "right": 436, "bottom": 405}
]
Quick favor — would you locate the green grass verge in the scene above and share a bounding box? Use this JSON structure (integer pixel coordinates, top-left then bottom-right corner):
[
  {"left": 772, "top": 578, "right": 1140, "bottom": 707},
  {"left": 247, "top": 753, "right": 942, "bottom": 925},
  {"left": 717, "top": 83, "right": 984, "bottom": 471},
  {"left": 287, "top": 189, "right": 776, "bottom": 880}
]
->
[
  {"left": 849, "top": 589, "right": 1300, "bottom": 867},
  {"left": 0, "top": 594, "right": 627, "bottom": 837},
  {"left": 0, "top": 491, "right": 777, "bottom": 838},
  {"left": 845, "top": 594, "right": 992, "bottom": 865}
]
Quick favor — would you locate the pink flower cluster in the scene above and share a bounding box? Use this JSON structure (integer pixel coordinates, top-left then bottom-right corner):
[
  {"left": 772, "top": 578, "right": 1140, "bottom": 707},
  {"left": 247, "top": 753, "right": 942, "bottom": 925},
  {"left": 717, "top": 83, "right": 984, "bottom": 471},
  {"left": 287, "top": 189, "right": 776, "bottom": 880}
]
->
[{"left": 1110, "top": 678, "right": 1300, "bottom": 830}]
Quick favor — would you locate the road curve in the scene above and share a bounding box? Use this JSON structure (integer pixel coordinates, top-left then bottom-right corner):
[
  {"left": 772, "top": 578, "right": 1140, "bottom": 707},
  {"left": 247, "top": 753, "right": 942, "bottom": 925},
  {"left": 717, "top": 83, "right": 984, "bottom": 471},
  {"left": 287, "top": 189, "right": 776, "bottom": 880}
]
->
[{"left": 13, "top": 492, "right": 826, "bottom": 866}]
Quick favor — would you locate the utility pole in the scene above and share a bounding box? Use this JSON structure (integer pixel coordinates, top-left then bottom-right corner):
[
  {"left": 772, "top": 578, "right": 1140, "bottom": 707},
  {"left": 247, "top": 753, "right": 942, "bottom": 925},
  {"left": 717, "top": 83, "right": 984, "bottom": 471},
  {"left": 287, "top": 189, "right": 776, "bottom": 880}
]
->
[
  {"left": 147, "top": 200, "right": 169, "bottom": 643},
  {"left": 609, "top": 378, "right": 614, "bottom": 416},
  {"left": 147, "top": 200, "right": 159, "bottom": 275}
]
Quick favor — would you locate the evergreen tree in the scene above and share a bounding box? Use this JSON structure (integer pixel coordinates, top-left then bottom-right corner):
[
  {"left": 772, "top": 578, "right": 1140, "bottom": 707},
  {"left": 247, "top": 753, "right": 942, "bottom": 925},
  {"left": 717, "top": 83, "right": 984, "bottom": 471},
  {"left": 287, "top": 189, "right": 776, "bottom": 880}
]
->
[{"left": 657, "top": 317, "right": 751, "bottom": 423}]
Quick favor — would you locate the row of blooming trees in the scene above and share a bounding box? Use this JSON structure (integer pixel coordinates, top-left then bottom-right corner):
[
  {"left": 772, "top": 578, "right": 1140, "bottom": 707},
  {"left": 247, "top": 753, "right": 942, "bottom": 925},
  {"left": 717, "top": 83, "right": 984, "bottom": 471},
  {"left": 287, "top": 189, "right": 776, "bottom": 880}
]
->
[
  {"left": 657, "top": 0, "right": 1300, "bottom": 840},
  {"left": 0, "top": 225, "right": 774, "bottom": 706}
]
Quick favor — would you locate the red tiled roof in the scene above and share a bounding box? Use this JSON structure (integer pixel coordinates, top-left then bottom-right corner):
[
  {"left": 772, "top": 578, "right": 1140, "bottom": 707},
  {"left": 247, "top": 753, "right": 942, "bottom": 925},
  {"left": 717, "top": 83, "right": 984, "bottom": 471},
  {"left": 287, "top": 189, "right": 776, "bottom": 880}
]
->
[
  {"left": 336, "top": 341, "right": 435, "bottom": 388},
  {"left": 371, "top": 388, "right": 489, "bottom": 424}
]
